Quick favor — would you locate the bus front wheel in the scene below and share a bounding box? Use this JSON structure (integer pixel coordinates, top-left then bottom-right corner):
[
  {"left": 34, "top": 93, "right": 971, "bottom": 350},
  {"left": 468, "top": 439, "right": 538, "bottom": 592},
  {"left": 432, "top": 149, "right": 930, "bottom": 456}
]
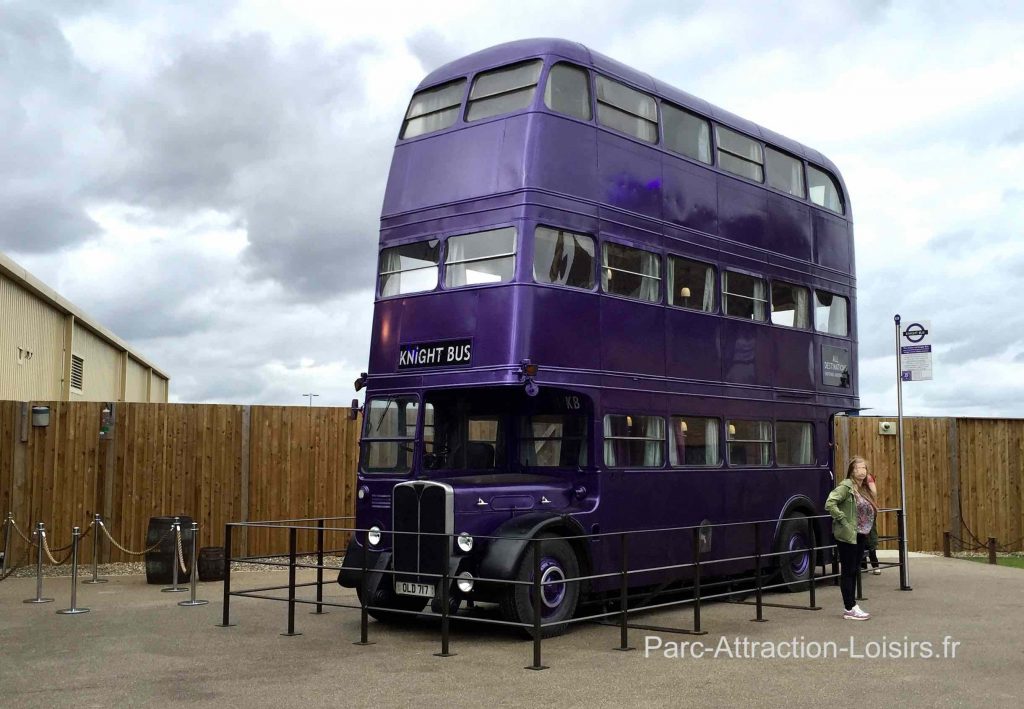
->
[{"left": 499, "top": 533, "right": 580, "bottom": 638}]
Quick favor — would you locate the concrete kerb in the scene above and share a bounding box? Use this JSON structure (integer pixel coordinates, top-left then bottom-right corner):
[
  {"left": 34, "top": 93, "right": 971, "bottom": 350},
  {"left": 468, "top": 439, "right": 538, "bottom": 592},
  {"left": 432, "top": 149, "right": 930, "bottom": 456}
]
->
[{"left": 1, "top": 555, "right": 1022, "bottom": 707}]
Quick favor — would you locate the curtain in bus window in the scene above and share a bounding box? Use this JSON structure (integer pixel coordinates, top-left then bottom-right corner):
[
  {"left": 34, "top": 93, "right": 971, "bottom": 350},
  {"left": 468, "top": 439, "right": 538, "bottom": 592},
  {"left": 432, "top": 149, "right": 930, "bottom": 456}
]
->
[
  {"left": 793, "top": 287, "right": 809, "bottom": 328},
  {"left": 797, "top": 423, "right": 813, "bottom": 464},
  {"left": 703, "top": 267, "right": 715, "bottom": 312},
  {"left": 704, "top": 418, "right": 719, "bottom": 465},
  {"left": 639, "top": 251, "right": 660, "bottom": 302},
  {"left": 829, "top": 294, "right": 848, "bottom": 335},
  {"left": 602, "top": 243, "right": 660, "bottom": 302},
  {"left": 380, "top": 249, "right": 403, "bottom": 297},
  {"left": 603, "top": 416, "right": 616, "bottom": 467},
  {"left": 642, "top": 417, "right": 664, "bottom": 466},
  {"left": 752, "top": 279, "right": 766, "bottom": 321}
]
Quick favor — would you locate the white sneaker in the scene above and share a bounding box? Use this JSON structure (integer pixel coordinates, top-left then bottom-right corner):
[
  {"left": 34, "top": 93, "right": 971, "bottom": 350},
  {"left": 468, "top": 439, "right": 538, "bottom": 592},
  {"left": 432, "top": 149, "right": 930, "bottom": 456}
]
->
[{"left": 843, "top": 605, "right": 870, "bottom": 621}]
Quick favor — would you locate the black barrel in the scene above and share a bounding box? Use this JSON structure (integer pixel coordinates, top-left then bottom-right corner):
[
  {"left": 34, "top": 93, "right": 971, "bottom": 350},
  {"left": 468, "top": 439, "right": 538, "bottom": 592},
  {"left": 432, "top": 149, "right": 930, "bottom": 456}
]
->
[
  {"left": 145, "top": 516, "right": 194, "bottom": 584},
  {"left": 198, "top": 546, "right": 226, "bottom": 582}
]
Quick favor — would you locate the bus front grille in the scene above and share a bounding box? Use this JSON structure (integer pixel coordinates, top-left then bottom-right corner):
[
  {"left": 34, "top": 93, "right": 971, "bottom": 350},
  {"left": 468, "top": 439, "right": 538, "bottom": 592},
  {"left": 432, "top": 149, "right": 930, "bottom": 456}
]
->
[{"left": 392, "top": 481, "right": 452, "bottom": 587}]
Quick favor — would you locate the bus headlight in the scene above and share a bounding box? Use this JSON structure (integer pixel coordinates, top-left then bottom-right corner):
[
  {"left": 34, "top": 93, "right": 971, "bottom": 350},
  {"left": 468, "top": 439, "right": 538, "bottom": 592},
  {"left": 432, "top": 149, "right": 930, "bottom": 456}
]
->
[
  {"left": 457, "top": 532, "right": 474, "bottom": 553},
  {"left": 367, "top": 526, "right": 382, "bottom": 547},
  {"left": 456, "top": 572, "right": 474, "bottom": 593}
]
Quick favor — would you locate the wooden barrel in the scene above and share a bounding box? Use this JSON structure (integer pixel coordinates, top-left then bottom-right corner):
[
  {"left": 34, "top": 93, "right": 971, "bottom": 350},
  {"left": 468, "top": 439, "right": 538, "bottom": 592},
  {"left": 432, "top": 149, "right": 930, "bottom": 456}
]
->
[
  {"left": 144, "top": 516, "right": 194, "bottom": 584},
  {"left": 198, "top": 546, "right": 226, "bottom": 582}
]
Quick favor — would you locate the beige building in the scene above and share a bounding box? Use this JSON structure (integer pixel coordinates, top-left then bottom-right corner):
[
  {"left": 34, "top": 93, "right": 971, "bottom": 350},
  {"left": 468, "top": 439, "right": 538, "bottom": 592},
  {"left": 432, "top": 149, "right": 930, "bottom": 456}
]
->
[{"left": 1, "top": 251, "right": 169, "bottom": 402}]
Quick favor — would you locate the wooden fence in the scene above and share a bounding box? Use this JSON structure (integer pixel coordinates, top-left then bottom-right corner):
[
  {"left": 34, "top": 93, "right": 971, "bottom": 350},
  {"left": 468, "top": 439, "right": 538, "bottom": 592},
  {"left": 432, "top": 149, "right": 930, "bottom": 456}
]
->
[
  {"left": 1, "top": 402, "right": 1021, "bottom": 561},
  {"left": 0, "top": 401, "right": 359, "bottom": 561}
]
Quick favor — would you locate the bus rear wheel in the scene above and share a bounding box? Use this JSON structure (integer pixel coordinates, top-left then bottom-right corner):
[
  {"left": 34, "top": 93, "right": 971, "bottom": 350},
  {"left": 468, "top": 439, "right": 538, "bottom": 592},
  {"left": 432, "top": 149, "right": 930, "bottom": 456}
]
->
[
  {"left": 775, "top": 512, "right": 813, "bottom": 592},
  {"left": 499, "top": 533, "right": 580, "bottom": 638}
]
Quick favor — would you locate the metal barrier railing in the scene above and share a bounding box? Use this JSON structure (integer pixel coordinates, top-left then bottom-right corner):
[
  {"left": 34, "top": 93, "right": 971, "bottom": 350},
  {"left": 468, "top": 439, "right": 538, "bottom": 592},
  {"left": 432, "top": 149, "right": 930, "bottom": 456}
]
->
[{"left": 219, "top": 508, "right": 912, "bottom": 670}]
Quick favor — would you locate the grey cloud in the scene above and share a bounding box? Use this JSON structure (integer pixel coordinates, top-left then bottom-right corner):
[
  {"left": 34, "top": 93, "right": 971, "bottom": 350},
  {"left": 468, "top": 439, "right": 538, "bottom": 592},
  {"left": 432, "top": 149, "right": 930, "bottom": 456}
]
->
[
  {"left": 406, "top": 29, "right": 464, "bottom": 76},
  {"left": 97, "top": 33, "right": 390, "bottom": 299},
  {"left": 0, "top": 195, "right": 99, "bottom": 252}
]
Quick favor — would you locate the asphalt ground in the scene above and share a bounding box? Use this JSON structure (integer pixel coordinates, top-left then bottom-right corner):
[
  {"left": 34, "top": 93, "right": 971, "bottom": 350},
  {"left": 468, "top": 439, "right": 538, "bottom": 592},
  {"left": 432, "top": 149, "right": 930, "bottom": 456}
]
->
[{"left": 1, "top": 553, "right": 1021, "bottom": 708}]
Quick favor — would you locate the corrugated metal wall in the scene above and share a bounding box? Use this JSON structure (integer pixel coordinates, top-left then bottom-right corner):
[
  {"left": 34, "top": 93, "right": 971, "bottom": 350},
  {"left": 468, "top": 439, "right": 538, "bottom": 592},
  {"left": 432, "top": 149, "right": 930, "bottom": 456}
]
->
[
  {"left": 125, "top": 356, "right": 149, "bottom": 401},
  {"left": 0, "top": 273, "right": 66, "bottom": 401},
  {"left": 70, "top": 324, "right": 121, "bottom": 402},
  {"left": 150, "top": 373, "right": 168, "bottom": 402}
]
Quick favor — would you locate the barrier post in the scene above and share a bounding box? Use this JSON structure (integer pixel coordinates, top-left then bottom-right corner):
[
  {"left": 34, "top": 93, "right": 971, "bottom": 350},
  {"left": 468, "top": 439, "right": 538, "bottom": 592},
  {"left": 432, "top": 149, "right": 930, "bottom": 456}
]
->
[
  {"left": 897, "top": 509, "right": 912, "bottom": 591},
  {"left": 616, "top": 532, "right": 633, "bottom": 651},
  {"left": 2, "top": 513, "right": 11, "bottom": 577},
  {"left": 691, "top": 528, "right": 702, "bottom": 634},
  {"left": 312, "top": 518, "right": 326, "bottom": 615},
  {"left": 83, "top": 513, "right": 107, "bottom": 584},
  {"left": 525, "top": 537, "right": 548, "bottom": 670},
  {"left": 752, "top": 521, "right": 766, "bottom": 622},
  {"left": 354, "top": 531, "right": 373, "bottom": 646},
  {"left": 806, "top": 518, "right": 820, "bottom": 610},
  {"left": 217, "top": 523, "right": 236, "bottom": 627},
  {"left": 988, "top": 538, "right": 997, "bottom": 565},
  {"left": 24, "top": 522, "right": 54, "bottom": 604},
  {"left": 179, "top": 522, "right": 208, "bottom": 607},
  {"left": 162, "top": 517, "right": 186, "bottom": 593},
  {"left": 434, "top": 532, "right": 455, "bottom": 658},
  {"left": 57, "top": 526, "right": 89, "bottom": 615},
  {"left": 281, "top": 526, "right": 301, "bottom": 636},
  {"left": 943, "top": 531, "right": 951, "bottom": 558}
]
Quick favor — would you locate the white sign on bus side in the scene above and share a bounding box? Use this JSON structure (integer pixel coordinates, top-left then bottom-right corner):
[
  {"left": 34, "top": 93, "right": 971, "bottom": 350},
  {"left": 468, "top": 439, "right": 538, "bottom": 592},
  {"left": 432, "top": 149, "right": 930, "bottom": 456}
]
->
[{"left": 900, "top": 319, "right": 933, "bottom": 381}]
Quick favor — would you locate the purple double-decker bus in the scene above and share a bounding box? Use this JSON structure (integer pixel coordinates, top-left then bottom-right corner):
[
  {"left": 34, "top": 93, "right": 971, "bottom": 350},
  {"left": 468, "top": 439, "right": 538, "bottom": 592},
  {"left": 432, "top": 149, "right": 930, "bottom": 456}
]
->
[{"left": 338, "top": 38, "right": 857, "bottom": 633}]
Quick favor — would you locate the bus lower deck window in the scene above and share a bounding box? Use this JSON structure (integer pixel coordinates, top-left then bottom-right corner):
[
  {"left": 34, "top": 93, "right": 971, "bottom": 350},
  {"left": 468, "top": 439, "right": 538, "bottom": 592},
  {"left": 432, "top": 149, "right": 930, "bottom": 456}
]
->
[
  {"left": 776, "top": 421, "right": 814, "bottom": 465},
  {"left": 727, "top": 420, "right": 772, "bottom": 466},
  {"left": 670, "top": 416, "right": 721, "bottom": 466},
  {"left": 603, "top": 414, "right": 665, "bottom": 467}
]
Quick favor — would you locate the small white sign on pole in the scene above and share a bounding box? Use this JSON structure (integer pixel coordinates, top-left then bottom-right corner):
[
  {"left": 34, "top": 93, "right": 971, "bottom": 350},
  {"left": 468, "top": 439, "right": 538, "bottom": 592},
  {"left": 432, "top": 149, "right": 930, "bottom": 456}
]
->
[{"left": 900, "top": 320, "right": 933, "bottom": 381}]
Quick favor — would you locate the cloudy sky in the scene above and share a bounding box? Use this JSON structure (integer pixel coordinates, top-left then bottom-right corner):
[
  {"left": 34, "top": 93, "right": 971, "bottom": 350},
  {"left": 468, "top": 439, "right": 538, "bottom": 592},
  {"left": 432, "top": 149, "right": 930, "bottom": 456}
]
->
[{"left": 2, "top": 0, "right": 1022, "bottom": 415}]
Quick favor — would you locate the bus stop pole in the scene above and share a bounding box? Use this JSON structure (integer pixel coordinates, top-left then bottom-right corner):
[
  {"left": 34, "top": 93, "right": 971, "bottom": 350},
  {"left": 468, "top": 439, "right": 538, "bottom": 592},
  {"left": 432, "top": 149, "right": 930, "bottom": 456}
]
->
[{"left": 895, "top": 315, "right": 912, "bottom": 590}]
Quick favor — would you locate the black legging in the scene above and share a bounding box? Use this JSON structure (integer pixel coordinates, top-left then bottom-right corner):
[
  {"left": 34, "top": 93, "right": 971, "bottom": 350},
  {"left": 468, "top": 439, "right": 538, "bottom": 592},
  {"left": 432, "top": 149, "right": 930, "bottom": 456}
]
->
[{"left": 837, "top": 533, "right": 867, "bottom": 610}]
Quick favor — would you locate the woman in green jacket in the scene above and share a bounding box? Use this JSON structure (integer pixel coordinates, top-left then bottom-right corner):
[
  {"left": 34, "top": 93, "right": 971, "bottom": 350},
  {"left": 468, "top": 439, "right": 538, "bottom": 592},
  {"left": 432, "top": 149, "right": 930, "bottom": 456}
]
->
[{"left": 825, "top": 456, "right": 877, "bottom": 620}]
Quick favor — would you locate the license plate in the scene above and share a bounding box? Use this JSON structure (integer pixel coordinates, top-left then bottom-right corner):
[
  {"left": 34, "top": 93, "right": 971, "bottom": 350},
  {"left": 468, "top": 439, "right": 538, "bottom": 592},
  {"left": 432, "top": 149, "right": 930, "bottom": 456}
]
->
[{"left": 395, "top": 581, "right": 434, "bottom": 598}]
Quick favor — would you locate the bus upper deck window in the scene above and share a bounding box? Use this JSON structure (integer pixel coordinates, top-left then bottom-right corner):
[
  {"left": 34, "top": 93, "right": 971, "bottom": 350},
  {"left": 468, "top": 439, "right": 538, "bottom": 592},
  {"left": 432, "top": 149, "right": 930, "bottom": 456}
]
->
[
  {"left": 401, "top": 79, "right": 466, "bottom": 139},
  {"left": 807, "top": 165, "right": 845, "bottom": 214},
  {"left": 715, "top": 125, "right": 764, "bottom": 182},
  {"left": 466, "top": 60, "right": 542, "bottom": 122},
  {"left": 814, "top": 290, "right": 849, "bottom": 336},
  {"left": 765, "top": 147, "right": 806, "bottom": 198},
  {"left": 770, "top": 281, "right": 810, "bottom": 329},
  {"left": 534, "top": 227, "right": 595, "bottom": 289},
  {"left": 595, "top": 75, "right": 658, "bottom": 143},
  {"left": 663, "top": 103, "right": 711, "bottom": 164},
  {"left": 445, "top": 227, "right": 517, "bottom": 288},
  {"left": 723, "top": 271, "right": 768, "bottom": 321},
  {"left": 378, "top": 240, "right": 440, "bottom": 296},
  {"left": 667, "top": 256, "right": 715, "bottom": 312},
  {"left": 602, "top": 242, "right": 661, "bottom": 303},
  {"left": 544, "top": 63, "right": 591, "bottom": 121}
]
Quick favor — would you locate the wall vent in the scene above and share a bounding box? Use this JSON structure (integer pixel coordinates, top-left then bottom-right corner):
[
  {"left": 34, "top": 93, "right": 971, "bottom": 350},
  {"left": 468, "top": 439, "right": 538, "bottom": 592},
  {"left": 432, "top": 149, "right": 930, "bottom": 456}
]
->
[{"left": 70, "top": 354, "right": 84, "bottom": 391}]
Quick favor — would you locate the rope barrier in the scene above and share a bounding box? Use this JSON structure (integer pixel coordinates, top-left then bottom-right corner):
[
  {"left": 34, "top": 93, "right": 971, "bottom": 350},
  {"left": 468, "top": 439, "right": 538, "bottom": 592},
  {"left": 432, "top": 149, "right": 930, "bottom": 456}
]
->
[
  {"left": 41, "top": 531, "right": 73, "bottom": 566},
  {"left": 10, "top": 519, "right": 37, "bottom": 547},
  {"left": 996, "top": 535, "right": 1024, "bottom": 553},
  {"left": 175, "top": 525, "right": 189, "bottom": 575},
  {"left": 99, "top": 520, "right": 174, "bottom": 556}
]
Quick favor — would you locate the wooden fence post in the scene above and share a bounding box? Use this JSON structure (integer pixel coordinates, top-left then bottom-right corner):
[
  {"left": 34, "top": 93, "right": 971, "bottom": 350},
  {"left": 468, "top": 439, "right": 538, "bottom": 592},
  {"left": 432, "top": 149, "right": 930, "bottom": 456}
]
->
[
  {"left": 947, "top": 418, "right": 961, "bottom": 553},
  {"left": 239, "top": 405, "right": 251, "bottom": 558}
]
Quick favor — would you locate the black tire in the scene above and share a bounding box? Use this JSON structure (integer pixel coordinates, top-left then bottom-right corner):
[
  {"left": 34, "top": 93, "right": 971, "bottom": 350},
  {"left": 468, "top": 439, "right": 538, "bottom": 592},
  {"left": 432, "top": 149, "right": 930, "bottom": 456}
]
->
[
  {"left": 775, "top": 512, "right": 813, "bottom": 592},
  {"left": 356, "top": 585, "right": 427, "bottom": 624},
  {"left": 499, "top": 533, "right": 580, "bottom": 638}
]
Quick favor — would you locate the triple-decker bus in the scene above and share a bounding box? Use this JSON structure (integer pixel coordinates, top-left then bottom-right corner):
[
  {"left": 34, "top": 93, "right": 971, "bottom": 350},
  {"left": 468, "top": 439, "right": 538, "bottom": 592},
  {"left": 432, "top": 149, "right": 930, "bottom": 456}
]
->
[{"left": 338, "top": 38, "right": 857, "bottom": 633}]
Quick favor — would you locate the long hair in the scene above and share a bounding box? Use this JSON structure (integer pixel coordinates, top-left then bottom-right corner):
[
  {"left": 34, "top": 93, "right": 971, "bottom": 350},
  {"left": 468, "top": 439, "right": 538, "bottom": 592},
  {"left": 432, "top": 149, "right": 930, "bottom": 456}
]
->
[{"left": 846, "top": 456, "right": 877, "bottom": 508}]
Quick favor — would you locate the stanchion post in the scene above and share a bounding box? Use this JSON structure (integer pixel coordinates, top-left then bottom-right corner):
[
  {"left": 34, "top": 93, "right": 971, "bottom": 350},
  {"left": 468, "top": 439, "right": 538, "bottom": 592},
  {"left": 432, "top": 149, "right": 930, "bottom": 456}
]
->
[
  {"left": 943, "top": 531, "right": 951, "bottom": 558},
  {"left": 57, "top": 526, "right": 89, "bottom": 615},
  {"left": 988, "top": 537, "right": 997, "bottom": 565},
  {"left": 24, "top": 522, "right": 54, "bottom": 604},
  {"left": 434, "top": 532, "right": 455, "bottom": 657},
  {"left": 218, "top": 523, "right": 235, "bottom": 627},
  {"left": 525, "top": 537, "right": 548, "bottom": 670},
  {"left": 691, "top": 528, "right": 703, "bottom": 634},
  {"left": 897, "top": 509, "right": 912, "bottom": 591},
  {"left": 162, "top": 517, "right": 186, "bottom": 593},
  {"left": 752, "top": 521, "right": 766, "bottom": 622},
  {"left": 179, "top": 522, "right": 208, "bottom": 607},
  {"left": 806, "top": 518, "right": 820, "bottom": 610},
  {"left": 312, "top": 518, "right": 326, "bottom": 615},
  {"left": 616, "top": 532, "right": 633, "bottom": 650},
  {"left": 281, "top": 526, "right": 301, "bottom": 636},
  {"left": 84, "top": 513, "right": 107, "bottom": 584},
  {"left": 1, "top": 513, "right": 11, "bottom": 578},
  {"left": 354, "top": 530, "right": 373, "bottom": 646}
]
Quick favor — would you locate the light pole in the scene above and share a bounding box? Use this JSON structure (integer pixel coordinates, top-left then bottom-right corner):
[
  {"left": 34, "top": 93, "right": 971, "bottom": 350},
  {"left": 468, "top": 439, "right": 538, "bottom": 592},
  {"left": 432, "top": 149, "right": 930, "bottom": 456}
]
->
[{"left": 302, "top": 393, "right": 319, "bottom": 407}]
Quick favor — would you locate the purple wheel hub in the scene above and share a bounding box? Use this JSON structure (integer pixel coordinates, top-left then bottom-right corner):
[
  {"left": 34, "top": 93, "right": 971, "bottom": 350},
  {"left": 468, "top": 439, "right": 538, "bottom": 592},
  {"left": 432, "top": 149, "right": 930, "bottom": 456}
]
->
[
  {"left": 530, "top": 556, "right": 567, "bottom": 618},
  {"left": 788, "top": 532, "right": 810, "bottom": 576}
]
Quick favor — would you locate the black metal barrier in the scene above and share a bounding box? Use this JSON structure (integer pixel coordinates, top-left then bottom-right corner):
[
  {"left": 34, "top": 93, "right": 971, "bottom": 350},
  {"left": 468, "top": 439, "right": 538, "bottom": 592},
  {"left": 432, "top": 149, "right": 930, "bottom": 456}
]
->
[{"left": 219, "top": 508, "right": 909, "bottom": 670}]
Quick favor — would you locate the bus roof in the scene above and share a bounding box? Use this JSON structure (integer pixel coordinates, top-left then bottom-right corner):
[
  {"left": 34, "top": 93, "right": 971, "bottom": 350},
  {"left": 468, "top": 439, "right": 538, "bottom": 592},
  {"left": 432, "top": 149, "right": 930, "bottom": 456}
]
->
[{"left": 416, "top": 38, "right": 844, "bottom": 185}]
